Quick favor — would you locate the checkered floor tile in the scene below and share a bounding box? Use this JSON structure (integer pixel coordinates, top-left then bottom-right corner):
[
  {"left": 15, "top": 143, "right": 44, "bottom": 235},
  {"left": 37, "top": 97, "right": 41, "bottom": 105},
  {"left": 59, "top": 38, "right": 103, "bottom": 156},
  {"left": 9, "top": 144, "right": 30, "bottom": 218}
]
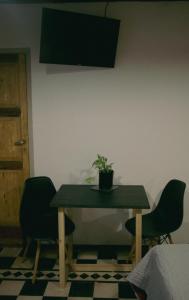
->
[{"left": 0, "top": 245, "right": 142, "bottom": 299}]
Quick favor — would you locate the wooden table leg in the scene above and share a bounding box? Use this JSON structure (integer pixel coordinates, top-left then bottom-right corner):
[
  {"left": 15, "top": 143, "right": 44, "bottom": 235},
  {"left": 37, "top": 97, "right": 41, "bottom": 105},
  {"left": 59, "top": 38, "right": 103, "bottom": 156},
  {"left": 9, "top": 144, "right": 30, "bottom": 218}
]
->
[
  {"left": 58, "top": 207, "right": 66, "bottom": 288},
  {"left": 134, "top": 209, "right": 142, "bottom": 265}
]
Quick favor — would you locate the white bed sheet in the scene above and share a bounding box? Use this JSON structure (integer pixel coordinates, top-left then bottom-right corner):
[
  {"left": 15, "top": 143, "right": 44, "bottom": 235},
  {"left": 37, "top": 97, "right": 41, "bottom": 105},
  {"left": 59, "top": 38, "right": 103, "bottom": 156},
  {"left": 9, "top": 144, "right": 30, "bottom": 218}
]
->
[{"left": 127, "top": 244, "right": 189, "bottom": 300}]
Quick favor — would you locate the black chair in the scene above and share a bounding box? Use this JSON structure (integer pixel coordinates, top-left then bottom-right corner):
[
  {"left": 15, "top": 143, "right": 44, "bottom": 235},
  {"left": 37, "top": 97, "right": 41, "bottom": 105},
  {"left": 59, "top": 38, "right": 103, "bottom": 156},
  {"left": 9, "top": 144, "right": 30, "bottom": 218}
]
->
[
  {"left": 125, "top": 179, "right": 186, "bottom": 249},
  {"left": 19, "top": 176, "right": 75, "bottom": 283}
]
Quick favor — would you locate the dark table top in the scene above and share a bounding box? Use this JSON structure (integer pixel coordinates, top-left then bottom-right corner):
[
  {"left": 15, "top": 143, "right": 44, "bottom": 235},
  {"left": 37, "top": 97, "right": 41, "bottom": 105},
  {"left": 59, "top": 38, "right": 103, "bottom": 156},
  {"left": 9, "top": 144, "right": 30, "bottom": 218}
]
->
[{"left": 51, "top": 184, "right": 150, "bottom": 209}]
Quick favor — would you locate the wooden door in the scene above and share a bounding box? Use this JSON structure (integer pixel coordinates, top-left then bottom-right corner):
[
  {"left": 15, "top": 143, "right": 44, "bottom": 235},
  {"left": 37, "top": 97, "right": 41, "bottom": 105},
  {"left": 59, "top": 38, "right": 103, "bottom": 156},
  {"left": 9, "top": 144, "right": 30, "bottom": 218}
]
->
[{"left": 0, "top": 53, "right": 30, "bottom": 228}]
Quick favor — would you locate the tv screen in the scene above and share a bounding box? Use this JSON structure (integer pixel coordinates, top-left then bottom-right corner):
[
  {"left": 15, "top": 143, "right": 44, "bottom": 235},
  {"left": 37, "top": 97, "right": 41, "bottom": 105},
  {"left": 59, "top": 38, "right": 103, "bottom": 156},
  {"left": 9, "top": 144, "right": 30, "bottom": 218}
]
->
[{"left": 40, "top": 8, "right": 120, "bottom": 68}]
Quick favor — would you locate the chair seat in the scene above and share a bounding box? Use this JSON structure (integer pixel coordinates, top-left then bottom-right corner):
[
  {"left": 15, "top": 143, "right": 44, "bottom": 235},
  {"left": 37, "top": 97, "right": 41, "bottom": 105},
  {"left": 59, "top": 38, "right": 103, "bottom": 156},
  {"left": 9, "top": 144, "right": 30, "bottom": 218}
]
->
[
  {"left": 27, "top": 212, "right": 75, "bottom": 240},
  {"left": 125, "top": 212, "right": 167, "bottom": 238}
]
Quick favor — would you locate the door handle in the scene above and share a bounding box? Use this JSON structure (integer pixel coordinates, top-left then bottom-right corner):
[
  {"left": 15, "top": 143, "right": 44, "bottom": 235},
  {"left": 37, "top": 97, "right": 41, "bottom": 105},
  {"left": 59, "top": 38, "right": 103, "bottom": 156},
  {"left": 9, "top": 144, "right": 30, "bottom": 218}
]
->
[{"left": 15, "top": 139, "right": 26, "bottom": 146}]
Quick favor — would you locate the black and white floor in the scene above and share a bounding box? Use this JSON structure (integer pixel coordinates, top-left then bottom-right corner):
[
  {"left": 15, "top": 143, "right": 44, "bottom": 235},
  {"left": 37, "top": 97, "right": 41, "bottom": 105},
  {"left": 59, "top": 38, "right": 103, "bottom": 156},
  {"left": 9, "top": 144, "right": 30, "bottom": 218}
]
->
[{"left": 0, "top": 245, "right": 140, "bottom": 299}]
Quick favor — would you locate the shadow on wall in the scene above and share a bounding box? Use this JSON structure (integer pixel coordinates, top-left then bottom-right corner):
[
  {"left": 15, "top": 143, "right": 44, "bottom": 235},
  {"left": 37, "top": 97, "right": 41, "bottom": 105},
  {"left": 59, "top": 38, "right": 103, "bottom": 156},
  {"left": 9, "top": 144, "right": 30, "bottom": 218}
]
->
[
  {"left": 68, "top": 171, "right": 123, "bottom": 186},
  {"left": 172, "top": 222, "right": 189, "bottom": 244},
  {"left": 72, "top": 208, "right": 131, "bottom": 245},
  {"left": 46, "top": 64, "right": 109, "bottom": 75}
]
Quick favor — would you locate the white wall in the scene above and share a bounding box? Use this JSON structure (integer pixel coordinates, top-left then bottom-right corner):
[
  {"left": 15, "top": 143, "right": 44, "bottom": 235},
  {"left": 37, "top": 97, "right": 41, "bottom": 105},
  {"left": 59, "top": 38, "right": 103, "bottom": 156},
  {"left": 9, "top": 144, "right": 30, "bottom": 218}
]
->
[{"left": 1, "top": 2, "right": 189, "bottom": 244}]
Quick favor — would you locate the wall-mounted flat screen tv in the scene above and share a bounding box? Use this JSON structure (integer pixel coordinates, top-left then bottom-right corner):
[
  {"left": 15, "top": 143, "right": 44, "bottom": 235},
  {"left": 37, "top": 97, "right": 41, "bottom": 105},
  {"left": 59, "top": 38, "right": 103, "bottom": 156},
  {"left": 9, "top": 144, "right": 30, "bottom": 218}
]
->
[{"left": 40, "top": 8, "right": 120, "bottom": 68}]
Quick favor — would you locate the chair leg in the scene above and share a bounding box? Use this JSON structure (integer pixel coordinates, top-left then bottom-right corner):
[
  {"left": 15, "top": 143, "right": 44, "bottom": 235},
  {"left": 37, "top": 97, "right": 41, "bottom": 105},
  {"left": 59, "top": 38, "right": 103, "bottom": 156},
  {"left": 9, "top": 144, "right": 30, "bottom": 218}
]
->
[
  {"left": 148, "top": 239, "right": 153, "bottom": 249},
  {"left": 128, "top": 239, "right": 136, "bottom": 262},
  {"left": 148, "top": 238, "right": 158, "bottom": 249},
  {"left": 22, "top": 237, "right": 31, "bottom": 261},
  {"left": 167, "top": 234, "right": 174, "bottom": 244},
  {"left": 160, "top": 234, "right": 174, "bottom": 244},
  {"left": 67, "top": 234, "right": 73, "bottom": 264},
  {"left": 32, "top": 240, "right": 41, "bottom": 284}
]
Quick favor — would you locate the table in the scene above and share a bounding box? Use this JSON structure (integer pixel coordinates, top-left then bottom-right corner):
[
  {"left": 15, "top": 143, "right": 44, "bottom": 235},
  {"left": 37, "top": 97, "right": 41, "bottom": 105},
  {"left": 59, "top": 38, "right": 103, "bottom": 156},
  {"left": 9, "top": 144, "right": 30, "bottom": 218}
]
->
[{"left": 51, "top": 184, "right": 150, "bottom": 287}]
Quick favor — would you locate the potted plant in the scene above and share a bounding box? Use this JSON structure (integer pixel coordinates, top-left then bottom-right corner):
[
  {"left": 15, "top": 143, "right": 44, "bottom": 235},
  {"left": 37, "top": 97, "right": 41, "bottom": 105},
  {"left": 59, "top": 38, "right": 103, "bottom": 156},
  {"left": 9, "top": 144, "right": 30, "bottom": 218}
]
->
[{"left": 92, "top": 154, "right": 114, "bottom": 190}]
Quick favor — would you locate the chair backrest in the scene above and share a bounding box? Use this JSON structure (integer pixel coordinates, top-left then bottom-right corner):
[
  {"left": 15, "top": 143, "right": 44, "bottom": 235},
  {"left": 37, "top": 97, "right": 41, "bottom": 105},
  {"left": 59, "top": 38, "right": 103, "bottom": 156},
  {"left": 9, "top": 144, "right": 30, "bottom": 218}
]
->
[
  {"left": 19, "top": 176, "right": 56, "bottom": 237},
  {"left": 153, "top": 179, "right": 186, "bottom": 233}
]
